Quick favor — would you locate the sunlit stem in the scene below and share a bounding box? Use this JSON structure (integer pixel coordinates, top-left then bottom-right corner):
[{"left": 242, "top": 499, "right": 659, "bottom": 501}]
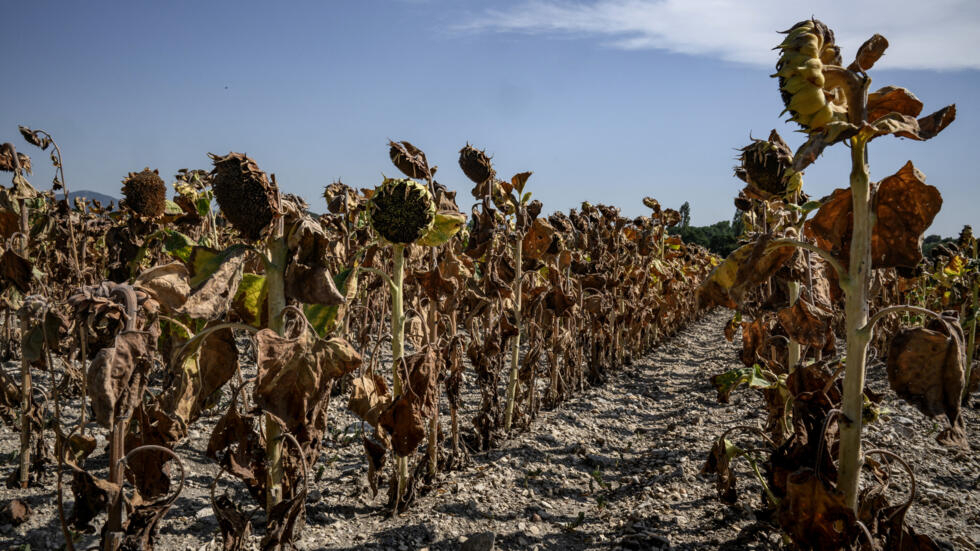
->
[
  {"left": 504, "top": 237, "right": 522, "bottom": 430},
  {"left": 265, "top": 235, "right": 287, "bottom": 511},
  {"left": 838, "top": 134, "right": 872, "bottom": 511},
  {"left": 391, "top": 244, "right": 409, "bottom": 501}
]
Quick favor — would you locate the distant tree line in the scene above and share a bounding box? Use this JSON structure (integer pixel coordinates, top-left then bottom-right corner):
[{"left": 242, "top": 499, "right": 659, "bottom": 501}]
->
[{"left": 667, "top": 201, "right": 741, "bottom": 257}]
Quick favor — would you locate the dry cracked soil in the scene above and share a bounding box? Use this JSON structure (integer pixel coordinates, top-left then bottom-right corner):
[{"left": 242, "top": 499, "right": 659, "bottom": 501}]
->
[{"left": 1, "top": 309, "right": 979, "bottom": 550}]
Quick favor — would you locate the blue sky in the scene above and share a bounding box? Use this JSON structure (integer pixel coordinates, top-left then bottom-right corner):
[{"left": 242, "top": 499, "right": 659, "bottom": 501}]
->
[{"left": 2, "top": 0, "right": 977, "bottom": 235}]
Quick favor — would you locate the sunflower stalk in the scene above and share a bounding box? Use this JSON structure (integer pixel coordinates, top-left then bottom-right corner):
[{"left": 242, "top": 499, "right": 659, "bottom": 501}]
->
[
  {"left": 787, "top": 282, "right": 801, "bottom": 371},
  {"left": 391, "top": 243, "right": 409, "bottom": 500},
  {"left": 963, "top": 278, "right": 979, "bottom": 402},
  {"left": 504, "top": 236, "right": 522, "bottom": 430},
  {"left": 8, "top": 144, "right": 32, "bottom": 488},
  {"left": 838, "top": 131, "right": 873, "bottom": 511},
  {"left": 264, "top": 234, "right": 288, "bottom": 511},
  {"left": 17, "top": 308, "right": 32, "bottom": 488}
]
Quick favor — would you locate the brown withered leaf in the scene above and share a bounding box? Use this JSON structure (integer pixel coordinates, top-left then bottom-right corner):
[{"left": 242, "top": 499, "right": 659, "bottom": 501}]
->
[
  {"left": 285, "top": 261, "right": 344, "bottom": 306},
  {"left": 348, "top": 373, "right": 390, "bottom": 427},
  {"left": 848, "top": 33, "right": 888, "bottom": 72},
  {"left": 363, "top": 436, "right": 387, "bottom": 497},
  {"left": 522, "top": 218, "right": 555, "bottom": 261},
  {"left": 178, "top": 246, "right": 248, "bottom": 320},
  {"left": 379, "top": 397, "right": 425, "bottom": 457},
  {"left": 723, "top": 317, "right": 738, "bottom": 342},
  {"left": 792, "top": 133, "right": 831, "bottom": 173},
  {"left": 0, "top": 146, "right": 32, "bottom": 174},
  {"left": 886, "top": 325, "right": 966, "bottom": 445},
  {"left": 379, "top": 349, "right": 439, "bottom": 457},
  {"left": 64, "top": 433, "right": 97, "bottom": 467},
  {"left": 198, "top": 328, "right": 239, "bottom": 409},
  {"left": 254, "top": 328, "right": 361, "bottom": 434},
  {"left": 804, "top": 188, "right": 851, "bottom": 265},
  {"left": 805, "top": 162, "right": 941, "bottom": 269},
  {"left": 87, "top": 331, "right": 153, "bottom": 428},
  {"left": 0, "top": 249, "right": 32, "bottom": 294},
  {"left": 412, "top": 265, "right": 456, "bottom": 301},
  {"left": 697, "top": 236, "right": 795, "bottom": 309},
  {"left": 871, "top": 105, "right": 956, "bottom": 142},
  {"left": 776, "top": 469, "right": 856, "bottom": 549},
  {"left": 389, "top": 140, "right": 430, "bottom": 179},
  {"left": 700, "top": 438, "right": 740, "bottom": 504},
  {"left": 134, "top": 262, "right": 190, "bottom": 313},
  {"left": 662, "top": 209, "right": 682, "bottom": 227},
  {"left": 119, "top": 490, "right": 179, "bottom": 551},
  {"left": 0, "top": 499, "right": 30, "bottom": 525},
  {"left": 642, "top": 197, "right": 661, "bottom": 214},
  {"left": 69, "top": 468, "right": 121, "bottom": 533},
  {"left": 740, "top": 315, "right": 777, "bottom": 367},
  {"left": 162, "top": 326, "right": 239, "bottom": 427},
  {"left": 124, "top": 404, "right": 182, "bottom": 499},
  {"left": 206, "top": 396, "right": 266, "bottom": 502},
  {"left": 214, "top": 493, "right": 252, "bottom": 551},
  {"left": 874, "top": 162, "right": 942, "bottom": 268},
  {"left": 285, "top": 216, "right": 344, "bottom": 306},
  {"left": 262, "top": 482, "right": 307, "bottom": 551},
  {"left": 0, "top": 209, "right": 19, "bottom": 239},
  {"left": 912, "top": 105, "right": 957, "bottom": 140},
  {"left": 867, "top": 86, "right": 923, "bottom": 122},
  {"left": 778, "top": 299, "right": 833, "bottom": 349}
]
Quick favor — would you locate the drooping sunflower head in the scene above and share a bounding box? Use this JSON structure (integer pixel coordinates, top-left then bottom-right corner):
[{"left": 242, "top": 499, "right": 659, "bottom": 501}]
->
[
  {"left": 121, "top": 168, "right": 166, "bottom": 219},
  {"left": 458, "top": 144, "right": 494, "bottom": 184},
  {"left": 958, "top": 225, "right": 975, "bottom": 252},
  {"left": 368, "top": 178, "right": 436, "bottom": 244},
  {"left": 735, "top": 130, "right": 801, "bottom": 198},
  {"left": 774, "top": 18, "right": 846, "bottom": 132},
  {"left": 209, "top": 152, "right": 279, "bottom": 241}
]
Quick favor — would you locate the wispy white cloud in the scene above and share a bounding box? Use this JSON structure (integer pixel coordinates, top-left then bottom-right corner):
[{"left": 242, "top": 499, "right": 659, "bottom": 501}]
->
[{"left": 459, "top": 0, "right": 980, "bottom": 70}]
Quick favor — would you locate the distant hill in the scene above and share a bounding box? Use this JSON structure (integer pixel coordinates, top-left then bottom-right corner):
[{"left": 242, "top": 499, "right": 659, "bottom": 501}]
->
[{"left": 57, "top": 190, "right": 117, "bottom": 207}]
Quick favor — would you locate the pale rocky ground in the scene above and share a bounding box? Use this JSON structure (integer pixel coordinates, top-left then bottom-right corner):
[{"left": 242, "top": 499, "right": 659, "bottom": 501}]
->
[{"left": 1, "top": 309, "right": 978, "bottom": 550}]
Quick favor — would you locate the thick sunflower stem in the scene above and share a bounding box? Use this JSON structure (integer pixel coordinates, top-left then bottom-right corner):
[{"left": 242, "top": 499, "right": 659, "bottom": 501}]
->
[
  {"left": 504, "top": 238, "right": 522, "bottom": 430},
  {"left": 265, "top": 236, "right": 288, "bottom": 511},
  {"left": 391, "top": 244, "right": 409, "bottom": 501},
  {"left": 838, "top": 136, "right": 873, "bottom": 511},
  {"left": 16, "top": 177, "right": 31, "bottom": 488}
]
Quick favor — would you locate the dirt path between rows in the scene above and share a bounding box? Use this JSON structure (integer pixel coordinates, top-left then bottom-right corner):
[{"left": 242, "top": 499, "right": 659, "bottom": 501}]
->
[{"left": 2, "top": 309, "right": 978, "bottom": 550}]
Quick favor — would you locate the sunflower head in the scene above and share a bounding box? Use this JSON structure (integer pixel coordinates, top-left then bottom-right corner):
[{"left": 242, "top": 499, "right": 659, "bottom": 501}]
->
[
  {"left": 209, "top": 152, "right": 279, "bottom": 241},
  {"left": 368, "top": 178, "right": 436, "bottom": 244},
  {"left": 735, "top": 130, "right": 801, "bottom": 198},
  {"left": 121, "top": 168, "right": 166, "bottom": 219},
  {"left": 458, "top": 144, "right": 494, "bottom": 184},
  {"left": 774, "top": 18, "right": 847, "bottom": 132}
]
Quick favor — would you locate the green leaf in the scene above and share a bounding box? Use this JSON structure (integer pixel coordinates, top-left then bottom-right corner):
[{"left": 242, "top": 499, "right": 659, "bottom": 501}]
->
[
  {"left": 710, "top": 364, "right": 774, "bottom": 403},
  {"left": 417, "top": 211, "right": 466, "bottom": 247},
  {"left": 232, "top": 273, "right": 268, "bottom": 328},
  {"left": 129, "top": 229, "right": 198, "bottom": 273},
  {"left": 187, "top": 244, "right": 251, "bottom": 288},
  {"left": 798, "top": 200, "right": 823, "bottom": 215},
  {"left": 162, "top": 230, "right": 197, "bottom": 262},
  {"left": 164, "top": 200, "right": 183, "bottom": 216},
  {"left": 194, "top": 194, "right": 212, "bottom": 218}
]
